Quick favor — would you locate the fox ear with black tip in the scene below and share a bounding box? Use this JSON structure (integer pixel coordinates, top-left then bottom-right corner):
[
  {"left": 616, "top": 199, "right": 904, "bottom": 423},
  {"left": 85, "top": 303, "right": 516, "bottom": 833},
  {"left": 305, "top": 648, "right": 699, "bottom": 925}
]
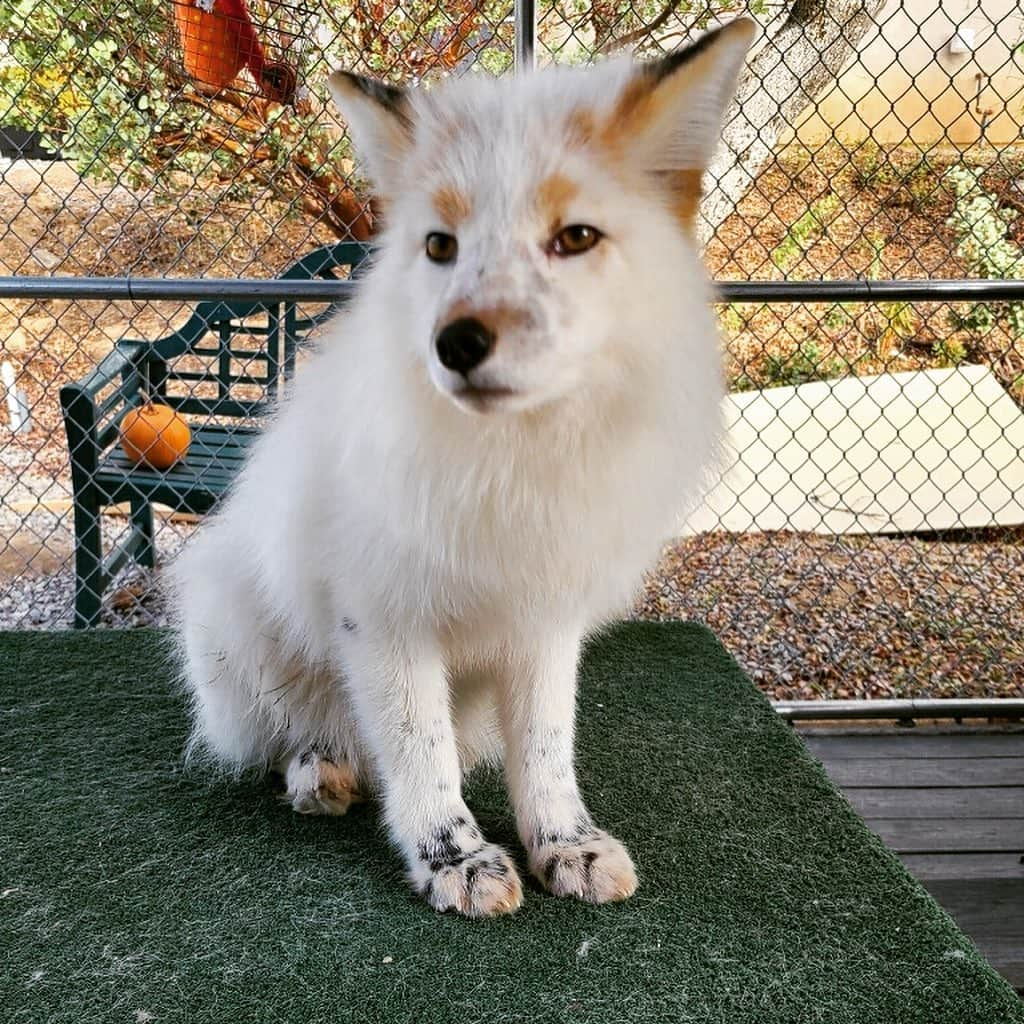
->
[
  {"left": 609, "top": 18, "right": 757, "bottom": 174},
  {"left": 327, "top": 71, "right": 413, "bottom": 198}
]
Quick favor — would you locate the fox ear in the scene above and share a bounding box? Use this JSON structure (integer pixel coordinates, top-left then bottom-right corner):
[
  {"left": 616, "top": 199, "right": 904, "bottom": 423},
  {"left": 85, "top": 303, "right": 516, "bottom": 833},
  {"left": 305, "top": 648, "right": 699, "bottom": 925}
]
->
[
  {"left": 328, "top": 71, "right": 413, "bottom": 195},
  {"left": 609, "top": 18, "right": 756, "bottom": 172}
]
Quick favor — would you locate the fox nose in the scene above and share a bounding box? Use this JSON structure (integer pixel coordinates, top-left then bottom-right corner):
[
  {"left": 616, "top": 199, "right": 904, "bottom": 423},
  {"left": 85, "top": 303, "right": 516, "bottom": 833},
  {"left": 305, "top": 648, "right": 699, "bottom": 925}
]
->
[{"left": 435, "top": 317, "right": 494, "bottom": 376}]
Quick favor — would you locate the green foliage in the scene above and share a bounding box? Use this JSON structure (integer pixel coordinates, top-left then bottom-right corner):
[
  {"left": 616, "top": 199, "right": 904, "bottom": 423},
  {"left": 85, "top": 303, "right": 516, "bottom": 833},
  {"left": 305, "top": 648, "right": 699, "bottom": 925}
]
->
[
  {"left": 945, "top": 165, "right": 1024, "bottom": 337},
  {"left": 823, "top": 302, "right": 856, "bottom": 329},
  {"left": 849, "top": 139, "right": 891, "bottom": 190},
  {"left": 863, "top": 232, "right": 919, "bottom": 353},
  {"left": 901, "top": 155, "right": 936, "bottom": 210},
  {"left": 0, "top": 0, "right": 760, "bottom": 234},
  {"left": 879, "top": 300, "right": 917, "bottom": 344},
  {"left": 933, "top": 337, "right": 967, "bottom": 367},
  {"left": 718, "top": 302, "right": 752, "bottom": 335},
  {"left": 0, "top": 0, "right": 178, "bottom": 188},
  {"left": 851, "top": 142, "right": 937, "bottom": 210},
  {"left": 771, "top": 193, "right": 841, "bottom": 271},
  {"left": 865, "top": 230, "right": 886, "bottom": 280},
  {"left": 0, "top": 0, "right": 373, "bottom": 231},
  {"left": 744, "top": 340, "right": 846, "bottom": 390}
]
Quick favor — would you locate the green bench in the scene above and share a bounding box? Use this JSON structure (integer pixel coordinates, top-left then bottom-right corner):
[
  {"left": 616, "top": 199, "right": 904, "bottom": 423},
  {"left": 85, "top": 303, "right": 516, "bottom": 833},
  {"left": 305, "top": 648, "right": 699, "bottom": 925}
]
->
[{"left": 59, "top": 241, "right": 370, "bottom": 628}]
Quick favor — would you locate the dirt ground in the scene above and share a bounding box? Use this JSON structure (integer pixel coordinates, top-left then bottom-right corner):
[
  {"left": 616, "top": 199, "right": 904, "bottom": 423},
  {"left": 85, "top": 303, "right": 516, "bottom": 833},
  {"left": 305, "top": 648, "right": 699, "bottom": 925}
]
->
[
  {"left": 2, "top": 145, "right": 1024, "bottom": 698},
  {"left": 706, "top": 141, "right": 1024, "bottom": 401}
]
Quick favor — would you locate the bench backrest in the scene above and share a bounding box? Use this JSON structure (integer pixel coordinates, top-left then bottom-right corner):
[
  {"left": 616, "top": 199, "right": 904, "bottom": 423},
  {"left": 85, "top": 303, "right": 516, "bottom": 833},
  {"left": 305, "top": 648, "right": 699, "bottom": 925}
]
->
[{"left": 144, "top": 241, "right": 371, "bottom": 422}]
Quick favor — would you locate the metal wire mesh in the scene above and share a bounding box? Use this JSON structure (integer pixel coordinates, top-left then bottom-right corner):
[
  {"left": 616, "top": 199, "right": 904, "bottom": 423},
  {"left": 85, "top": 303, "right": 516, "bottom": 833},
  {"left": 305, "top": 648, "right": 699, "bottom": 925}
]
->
[{"left": 2, "top": 1, "right": 1024, "bottom": 700}]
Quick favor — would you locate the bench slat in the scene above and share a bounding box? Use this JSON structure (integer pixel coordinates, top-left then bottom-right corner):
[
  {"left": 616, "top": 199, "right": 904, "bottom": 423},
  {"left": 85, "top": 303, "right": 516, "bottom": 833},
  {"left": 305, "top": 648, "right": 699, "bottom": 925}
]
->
[
  {"left": 95, "top": 426, "right": 259, "bottom": 501},
  {"left": 170, "top": 371, "right": 271, "bottom": 387},
  {"left": 188, "top": 348, "right": 272, "bottom": 360}
]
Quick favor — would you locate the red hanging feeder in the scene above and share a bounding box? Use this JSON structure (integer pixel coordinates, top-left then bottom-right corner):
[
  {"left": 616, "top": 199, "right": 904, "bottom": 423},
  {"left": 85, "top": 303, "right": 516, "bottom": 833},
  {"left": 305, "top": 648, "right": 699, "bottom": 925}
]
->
[{"left": 172, "top": 0, "right": 298, "bottom": 103}]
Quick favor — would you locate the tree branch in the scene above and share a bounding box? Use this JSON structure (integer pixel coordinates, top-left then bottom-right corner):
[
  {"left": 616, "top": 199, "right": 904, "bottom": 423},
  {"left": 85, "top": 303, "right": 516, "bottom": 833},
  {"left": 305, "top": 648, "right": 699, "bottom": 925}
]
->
[
  {"left": 598, "top": 0, "right": 684, "bottom": 55},
  {"left": 600, "top": 1, "right": 748, "bottom": 56}
]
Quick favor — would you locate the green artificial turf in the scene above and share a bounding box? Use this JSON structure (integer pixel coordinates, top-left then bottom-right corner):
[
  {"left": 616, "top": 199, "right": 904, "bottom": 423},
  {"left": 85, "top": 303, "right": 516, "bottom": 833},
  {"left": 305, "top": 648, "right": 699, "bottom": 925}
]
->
[{"left": 1, "top": 623, "right": 1020, "bottom": 1024}]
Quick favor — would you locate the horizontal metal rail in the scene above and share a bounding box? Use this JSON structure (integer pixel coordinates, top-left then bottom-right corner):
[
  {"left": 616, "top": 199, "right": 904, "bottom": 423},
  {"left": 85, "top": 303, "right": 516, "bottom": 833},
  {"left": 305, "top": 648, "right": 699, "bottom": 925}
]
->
[
  {"left": 772, "top": 698, "right": 1024, "bottom": 722},
  {"left": 718, "top": 279, "right": 1024, "bottom": 302},
  {"left": 3, "top": 276, "right": 1024, "bottom": 302},
  {"left": 0, "top": 277, "right": 359, "bottom": 302}
]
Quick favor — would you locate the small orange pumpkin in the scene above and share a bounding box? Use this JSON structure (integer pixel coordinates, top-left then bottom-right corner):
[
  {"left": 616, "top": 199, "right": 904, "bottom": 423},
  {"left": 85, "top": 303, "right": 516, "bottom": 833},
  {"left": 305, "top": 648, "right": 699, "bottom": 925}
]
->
[{"left": 120, "top": 402, "right": 192, "bottom": 470}]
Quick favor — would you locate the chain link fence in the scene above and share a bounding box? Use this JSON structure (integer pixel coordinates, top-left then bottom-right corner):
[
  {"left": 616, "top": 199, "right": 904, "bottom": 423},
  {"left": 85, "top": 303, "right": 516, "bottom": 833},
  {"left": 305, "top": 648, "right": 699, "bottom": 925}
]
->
[{"left": 2, "top": 1, "right": 1024, "bottom": 700}]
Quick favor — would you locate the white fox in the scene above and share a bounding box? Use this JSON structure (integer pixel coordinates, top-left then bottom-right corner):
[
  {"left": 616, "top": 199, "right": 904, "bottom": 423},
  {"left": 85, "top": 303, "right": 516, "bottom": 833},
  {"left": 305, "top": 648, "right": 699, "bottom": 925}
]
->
[{"left": 172, "top": 18, "right": 755, "bottom": 917}]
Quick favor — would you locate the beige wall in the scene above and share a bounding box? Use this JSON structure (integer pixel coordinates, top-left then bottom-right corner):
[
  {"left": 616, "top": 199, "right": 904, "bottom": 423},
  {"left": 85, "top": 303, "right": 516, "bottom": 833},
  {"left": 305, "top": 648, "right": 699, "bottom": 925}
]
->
[{"left": 793, "top": 0, "right": 1024, "bottom": 146}]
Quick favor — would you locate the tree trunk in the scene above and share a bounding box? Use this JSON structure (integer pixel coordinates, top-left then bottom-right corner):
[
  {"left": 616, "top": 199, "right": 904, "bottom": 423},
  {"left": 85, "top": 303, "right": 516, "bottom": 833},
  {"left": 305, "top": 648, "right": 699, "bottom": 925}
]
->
[{"left": 699, "top": 0, "right": 889, "bottom": 245}]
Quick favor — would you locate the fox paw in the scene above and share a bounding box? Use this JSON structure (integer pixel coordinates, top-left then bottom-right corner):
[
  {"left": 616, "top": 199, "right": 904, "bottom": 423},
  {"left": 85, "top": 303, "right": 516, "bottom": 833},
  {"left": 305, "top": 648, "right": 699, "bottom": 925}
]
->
[
  {"left": 283, "top": 750, "right": 363, "bottom": 816},
  {"left": 531, "top": 829, "right": 637, "bottom": 904},
  {"left": 412, "top": 836, "right": 523, "bottom": 918}
]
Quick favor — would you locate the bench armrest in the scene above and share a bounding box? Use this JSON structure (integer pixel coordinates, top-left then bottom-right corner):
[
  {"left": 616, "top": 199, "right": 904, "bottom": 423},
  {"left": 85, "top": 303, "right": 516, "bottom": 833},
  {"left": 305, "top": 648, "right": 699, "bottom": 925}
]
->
[
  {"left": 60, "top": 342, "right": 149, "bottom": 476},
  {"left": 65, "top": 341, "right": 146, "bottom": 398}
]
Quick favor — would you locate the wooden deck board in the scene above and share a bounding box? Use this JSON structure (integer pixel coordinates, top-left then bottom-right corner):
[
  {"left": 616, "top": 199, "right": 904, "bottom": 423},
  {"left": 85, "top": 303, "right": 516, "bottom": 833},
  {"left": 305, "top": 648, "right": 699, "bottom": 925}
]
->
[
  {"left": 802, "top": 733, "right": 1024, "bottom": 759},
  {"left": 869, "top": 818, "right": 1024, "bottom": 853},
  {"left": 845, "top": 786, "right": 1023, "bottom": 818},
  {"left": 921, "top": 881, "right": 1024, "bottom": 989},
  {"left": 922, "top": 880, "right": 1024, "bottom": 937},
  {"left": 821, "top": 756, "right": 1022, "bottom": 788},
  {"left": 899, "top": 852, "right": 1024, "bottom": 881},
  {"left": 797, "top": 727, "right": 1024, "bottom": 991}
]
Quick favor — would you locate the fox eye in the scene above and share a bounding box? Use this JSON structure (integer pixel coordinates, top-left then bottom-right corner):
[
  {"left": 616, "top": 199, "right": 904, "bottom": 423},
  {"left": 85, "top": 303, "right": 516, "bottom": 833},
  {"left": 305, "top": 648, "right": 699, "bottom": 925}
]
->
[
  {"left": 551, "top": 224, "right": 602, "bottom": 257},
  {"left": 425, "top": 232, "right": 458, "bottom": 264}
]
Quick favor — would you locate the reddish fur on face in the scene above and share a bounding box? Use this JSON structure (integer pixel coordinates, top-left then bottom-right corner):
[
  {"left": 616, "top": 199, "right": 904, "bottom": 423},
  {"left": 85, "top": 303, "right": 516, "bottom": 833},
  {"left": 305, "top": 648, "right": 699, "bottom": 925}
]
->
[
  {"left": 566, "top": 107, "right": 596, "bottom": 148},
  {"left": 537, "top": 173, "right": 579, "bottom": 231},
  {"left": 442, "top": 299, "right": 534, "bottom": 338},
  {"left": 665, "top": 168, "right": 704, "bottom": 234},
  {"left": 434, "top": 186, "right": 472, "bottom": 228}
]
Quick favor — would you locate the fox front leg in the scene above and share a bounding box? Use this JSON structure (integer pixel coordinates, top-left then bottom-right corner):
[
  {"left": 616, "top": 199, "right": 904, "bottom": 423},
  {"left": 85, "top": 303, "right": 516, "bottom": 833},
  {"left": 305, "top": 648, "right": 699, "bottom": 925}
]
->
[
  {"left": 499, "top": 634, "right": 638, "bottom": 903},
  {"left": 340, "top": 627, "right": 522, "bottom": 917}
]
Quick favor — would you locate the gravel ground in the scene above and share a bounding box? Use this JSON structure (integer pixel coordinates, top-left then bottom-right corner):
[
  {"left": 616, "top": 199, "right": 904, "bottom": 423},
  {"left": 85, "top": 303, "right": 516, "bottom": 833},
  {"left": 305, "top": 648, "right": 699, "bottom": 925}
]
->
[
  {"left": 2, "top": 508, "right": 1022, "bottom": 700},
  {"left": 0, "top": 511, "right": 192, "bottom": 630},
  {"left": 637, "top": 531, "right": 1024, "bottom": 701}
]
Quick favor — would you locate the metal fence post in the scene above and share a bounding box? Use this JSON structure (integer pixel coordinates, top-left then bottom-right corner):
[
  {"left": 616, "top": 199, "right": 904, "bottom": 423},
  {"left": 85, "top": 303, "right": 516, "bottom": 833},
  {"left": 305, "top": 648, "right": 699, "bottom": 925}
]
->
[{"left": 515, "top": 0, "right": 536, "bottom": 71}]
